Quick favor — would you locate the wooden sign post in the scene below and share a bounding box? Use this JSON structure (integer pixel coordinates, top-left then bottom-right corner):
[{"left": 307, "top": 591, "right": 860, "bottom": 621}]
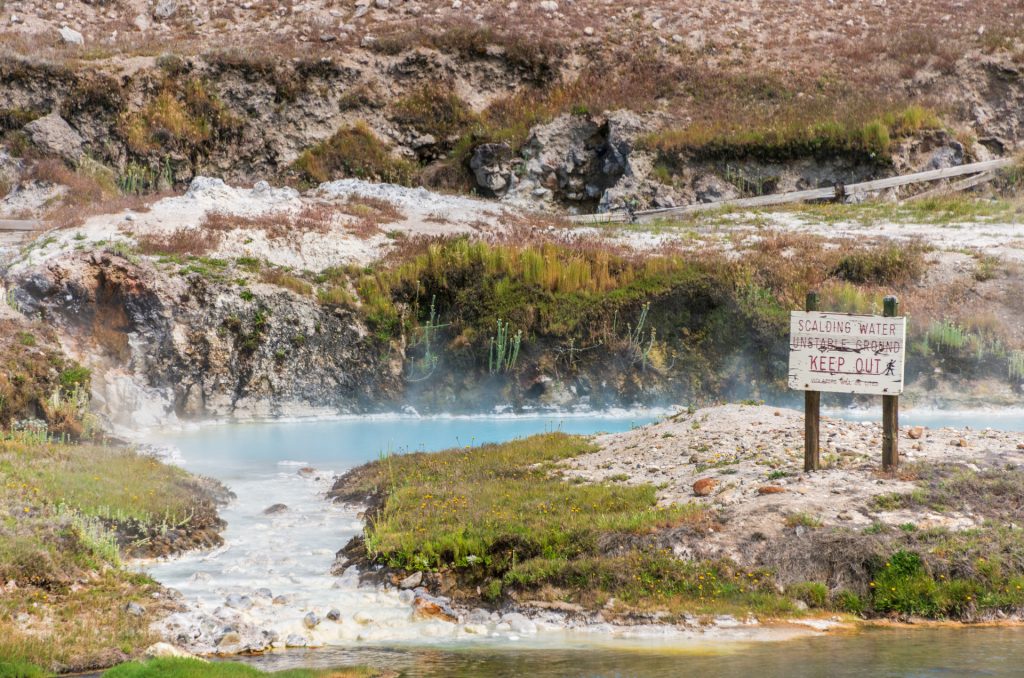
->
[
  {"left": 804, "top": 292, "right": 820, "bottom": 472},
  {"left": 788, "top": 296, "right": 906, "bottom": 471},
  {"left": 881, "top": 296, "right": 900, "bottom": 471}
]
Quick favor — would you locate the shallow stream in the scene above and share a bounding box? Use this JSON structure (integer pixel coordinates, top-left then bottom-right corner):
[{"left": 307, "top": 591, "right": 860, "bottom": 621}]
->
[{"left": 141, "top": 409, "right": 1024, "bottom": 676}]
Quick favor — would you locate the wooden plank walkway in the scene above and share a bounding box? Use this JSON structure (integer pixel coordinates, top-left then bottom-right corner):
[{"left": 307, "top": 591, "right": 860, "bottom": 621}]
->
[
  {"left": 0, "top": 219, "right": 40, "bottom": 232},
  {"left": 569, "top": 157, "right": 1018, "bottom": 225}
]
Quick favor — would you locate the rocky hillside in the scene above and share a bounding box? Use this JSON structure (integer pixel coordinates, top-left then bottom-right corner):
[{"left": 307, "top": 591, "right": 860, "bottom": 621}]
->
[{"left": 1, "top": 0, "right": 1023, "bottom": 217}]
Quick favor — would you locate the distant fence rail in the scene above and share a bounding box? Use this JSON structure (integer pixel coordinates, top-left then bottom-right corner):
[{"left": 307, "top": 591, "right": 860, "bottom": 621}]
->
[{"left": 569, "top": 157, "right": 1018, "bottom": 225}]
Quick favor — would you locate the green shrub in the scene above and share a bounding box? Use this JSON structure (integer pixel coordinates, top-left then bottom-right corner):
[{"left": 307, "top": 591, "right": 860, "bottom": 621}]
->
[
  {"left": 58, "top": 366, "right": 90, "bottom": 391},
  {"left": 292, "top": 122, "right": 417, "bottom": 186},
  {"left": 786, "top": 581, "right": 829, "bottom": 608}
]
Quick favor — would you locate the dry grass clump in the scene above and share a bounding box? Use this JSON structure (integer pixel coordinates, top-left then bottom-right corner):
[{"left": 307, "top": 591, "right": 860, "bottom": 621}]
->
[
  {"left": 120, "top": 78, "right": 242, "bottom": 155},
  {"left": 340, "top": 196, "right": 405, "bottom": 238},
  {"left": 202, "top": 204, "right": 333, "bottom": 242},
  {"left": 370, "top": 17, "right": 563, "bottom": 79},
  {"left": 642, "top": 102, "right": 942, "bottom": 163},
  {"left": 391, "top": 84, "right": 478, "bottom": 142},
  {"left": 259, "top": 268, "right": 313, "bottom": 296},
  {"left": 136, "top": 227, "right": 221, "bottom": 256},
  {"left": 292, "top": 122, "right": 417, "bottom": 186}
]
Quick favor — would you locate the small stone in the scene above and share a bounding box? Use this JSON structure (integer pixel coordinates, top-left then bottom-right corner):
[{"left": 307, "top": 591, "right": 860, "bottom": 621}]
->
[
  {"left": 907, "top": 426, "right": 924, "bottom": 440},
  {"left": 217, "top": 631, "right": 242, "bottom": 647},
  {"left": 303, "top": 612, "right": 320, "bottom": 629},
  {"left": 225, "top": 594, "right": 253, "bottom": 610},
  {"left": 272, "top": 595, "right": 289, "bottom": 605},
  {"left": 540, "top": 1, "right": 558, "bottom": 11},
  {"left": 583, "top": 26, "right": 594, "bottom": 36},
  {"left": 326, "top": 608, "right": 342, "bottom": 621},
  {"left": 353, "top": 610, "right": 374, "bottom": 624},
  {"left": 374, "top": 0, "right": 390, "bottom": 7},
  {"left": 757, "top": 485, "right": 786, "bottom": 495},
  {"left": 413, "top": 596, "right": 456, "bottom": 622},
  {"left": 125, "top": 602, "right": 146, "bottom": 616},
  {"left": 792, "top": 599, "right": 809, "bottom": 611},
  {"left": 262, "top": 503, "right": 288, "bottom": 515},
  {"left": 1016, "top": 443, "right": 1024, "bottom": 450},
  {"left": 951, "top": 438, "right": 969, "bottom": 448},
  {"left": 254, "top": 587, "right": 273, "bottom": 599},
  {"left": 285, "top": 634, "right": 307, "bottom": 647},
  {"left": 399, "top": 571, "right": 423, "bottom": 589},
  {"left": 319, "top": 33, "right": 337, "bottom": 42},
  {"left": 692, "top": 477, "right": 718, "bottom": 497}
]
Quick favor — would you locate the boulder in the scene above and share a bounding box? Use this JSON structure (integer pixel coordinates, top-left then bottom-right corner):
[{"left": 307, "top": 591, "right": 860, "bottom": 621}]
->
[
  {"left": 23, "top": 113, "right": 83, "bottom": 163},
  {"left": 326, "top": 608, "right": 342, "bottom": 621},
  {"left": 692, "top": 477, "right": 718, "bottom": 497},
  {"left": 58, "top": 26, "right": 84, "bottom": 45},
  {"left": 470, "top": 143, "right": 514, "bottom": 195},
  {"left": 262, "top": 503, "right": 288, "bottom": 515},
  {"left": 907, "top": 426, "right": 924, "bottom": 440},
  {"left": 303, "top": 611, "right": 320, "bottom": 629},
  {"left": 153, "top": 0, "right": 178, "bottom": 20},
  {"left": 398, "top": 571, "right": 423, "bottom": 589},
  {"left": 125, "top": 602, "right": 146, "bottom": 616}
]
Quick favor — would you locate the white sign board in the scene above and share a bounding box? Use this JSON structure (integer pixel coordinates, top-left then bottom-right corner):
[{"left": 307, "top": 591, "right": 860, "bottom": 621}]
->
[{"left": 788, "top": 311, "right": 907, "bottom": 395}]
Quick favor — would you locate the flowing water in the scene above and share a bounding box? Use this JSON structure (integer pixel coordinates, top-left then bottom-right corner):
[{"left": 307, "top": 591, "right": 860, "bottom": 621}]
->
[{"left": 141, "top": 409, "right": 1024, "bottom": 676}]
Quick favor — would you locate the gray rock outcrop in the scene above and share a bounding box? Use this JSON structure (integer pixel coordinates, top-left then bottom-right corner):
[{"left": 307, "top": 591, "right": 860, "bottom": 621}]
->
[{"left": 23, "top": 113, "right": 84, "bottom": 163}]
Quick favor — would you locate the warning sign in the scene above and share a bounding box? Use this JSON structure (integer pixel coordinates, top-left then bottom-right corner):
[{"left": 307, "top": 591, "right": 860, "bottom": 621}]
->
[{"left": 788, "top": 311, "right": 907, "bottom": 395}]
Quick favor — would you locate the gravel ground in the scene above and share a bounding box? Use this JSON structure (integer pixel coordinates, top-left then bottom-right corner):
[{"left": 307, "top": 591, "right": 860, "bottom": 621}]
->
[{"left": 566, "top": 404, "right": 1024, "bottom": 562}]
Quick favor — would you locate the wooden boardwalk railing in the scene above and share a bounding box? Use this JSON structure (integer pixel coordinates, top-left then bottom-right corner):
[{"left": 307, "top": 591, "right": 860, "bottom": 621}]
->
[{"left": 569, "top": 157, "right": 1018, "bottom": 225}]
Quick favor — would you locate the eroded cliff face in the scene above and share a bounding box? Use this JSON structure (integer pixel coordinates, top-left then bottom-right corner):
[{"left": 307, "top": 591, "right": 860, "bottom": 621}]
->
[{"left": 9, "top": 250, "right": 404, "bottom": 431}]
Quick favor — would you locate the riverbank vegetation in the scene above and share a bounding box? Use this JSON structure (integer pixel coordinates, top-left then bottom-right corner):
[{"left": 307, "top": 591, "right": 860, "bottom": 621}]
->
[
  {"left": 333, "top": 433, "right": 797, "bottom": 616},
  {"left": 335, "top": 431, "right": 1024, "bottom": 623},
  {"left": 101, "top": 658, "right": 383, "bottom": 678},
  {"left": 0, "top": 436, "right": 226, "bottom": 673}
]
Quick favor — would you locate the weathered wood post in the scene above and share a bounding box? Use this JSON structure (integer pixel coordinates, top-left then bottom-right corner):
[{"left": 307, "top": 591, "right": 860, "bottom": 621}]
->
[
  {"left": 882, "top": 296, "right": 900, "bottom": 471},
  {"left": 804, "top": 291, "right": 821, "bottom": 472}
]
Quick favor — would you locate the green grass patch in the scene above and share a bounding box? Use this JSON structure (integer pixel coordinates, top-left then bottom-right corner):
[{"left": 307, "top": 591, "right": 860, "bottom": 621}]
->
[{"left": 102, "top": 658, "right": 381, "bottom": 678}]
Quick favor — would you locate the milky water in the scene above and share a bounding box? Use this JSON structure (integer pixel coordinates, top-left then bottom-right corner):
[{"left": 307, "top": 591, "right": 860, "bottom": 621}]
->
[
  {"left": 140, "top": 409, "right": 1024, "bottom": 675},
  {"left": 141, "top": 414, "right": 660, "bottom": 652}
]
